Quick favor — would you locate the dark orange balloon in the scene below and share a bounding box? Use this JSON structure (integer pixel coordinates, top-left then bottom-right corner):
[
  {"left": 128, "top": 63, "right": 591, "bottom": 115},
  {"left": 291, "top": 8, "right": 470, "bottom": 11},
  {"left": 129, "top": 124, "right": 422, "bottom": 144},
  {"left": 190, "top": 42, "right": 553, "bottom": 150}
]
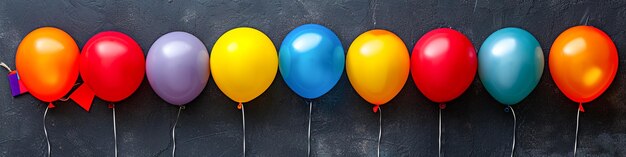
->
[
  {"left": 15, "top": 27, "right": 80, "bottom": 102},
  {"left": 549, "top": 26, "right": 618, "bottom": 103}
]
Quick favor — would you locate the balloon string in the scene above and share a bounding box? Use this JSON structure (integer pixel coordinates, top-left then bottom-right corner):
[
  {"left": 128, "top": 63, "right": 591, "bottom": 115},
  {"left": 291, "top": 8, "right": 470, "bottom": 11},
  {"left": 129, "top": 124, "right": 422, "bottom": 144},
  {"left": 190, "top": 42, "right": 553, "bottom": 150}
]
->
[
  {"left": 377, "top": 107, "right": 382, "bottom": 157},
  {"left": 438, "top": 105, "right": 442, "bottom": 157},
  {"left": 58, "top": 97, "right": 71, "bottom": 102},
  {"left": 307, "top": 101, "right": 312, "bottom": 157},
  {"left": 43, "top": 106, "right": 51, "bottom": 157},
  {"left": 241, "top": 103, "right": 246, "bottom": 157},
  {"left": 509, "top": 106, "right": 516, "bottom": 157},
  {"left": 172, "top": 106, "right": 183, "bottom": 157},
  {"left": 370, "top": 0, "right": 378, "bottom": 27},
  {"left": 574, "top": 105, "right": 581, "bottom": 156},
  {"left": 473, "top": 0, "right": 479, "bottom": 13},
  {"left": 112, "top": 104, "right": 118, "bottom": 157},
  {"left": 438, "top": 103, "right": 446, "bottom": 157},
  {"left": 0, "top": 62, "right": 11, "bottom": 72},
  {"left": 580, "top": 8, "right": 590, "bottom": 26}
]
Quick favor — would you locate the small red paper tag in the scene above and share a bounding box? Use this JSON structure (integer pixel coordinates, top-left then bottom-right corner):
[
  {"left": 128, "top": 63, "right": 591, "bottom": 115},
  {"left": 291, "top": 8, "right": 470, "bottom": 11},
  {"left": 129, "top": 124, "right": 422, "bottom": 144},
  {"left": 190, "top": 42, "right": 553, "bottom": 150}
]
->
[{"left": 69, "top": 84, "right": 95, "bottom": 112}]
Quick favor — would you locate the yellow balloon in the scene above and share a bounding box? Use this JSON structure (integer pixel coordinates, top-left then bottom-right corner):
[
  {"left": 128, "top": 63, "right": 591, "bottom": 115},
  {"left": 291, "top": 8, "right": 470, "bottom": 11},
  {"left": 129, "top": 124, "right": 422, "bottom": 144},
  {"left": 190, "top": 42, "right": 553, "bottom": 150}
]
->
[
  {"left": 346, "top": 29, "right": 410, "bottom": 105},
  {"left": 211, "top": 27, "right": 278, "bottom": 104}
]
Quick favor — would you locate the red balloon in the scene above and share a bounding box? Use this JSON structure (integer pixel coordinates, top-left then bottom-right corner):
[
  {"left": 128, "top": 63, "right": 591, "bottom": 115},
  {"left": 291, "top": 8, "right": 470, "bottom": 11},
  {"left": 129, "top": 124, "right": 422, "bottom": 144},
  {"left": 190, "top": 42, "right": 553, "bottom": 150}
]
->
[
  {"left": 80, "top": 31, "right": 145, "bottom": 102},
  {"left": 411, "top": 28, "right": 477, "bottom": 103}
]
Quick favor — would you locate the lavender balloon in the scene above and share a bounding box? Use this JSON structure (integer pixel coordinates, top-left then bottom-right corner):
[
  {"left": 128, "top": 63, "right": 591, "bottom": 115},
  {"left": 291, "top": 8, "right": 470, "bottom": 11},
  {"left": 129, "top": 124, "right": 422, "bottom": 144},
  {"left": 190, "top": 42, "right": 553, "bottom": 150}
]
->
[{"left": 146, "top": 32, "right": 210, "bottom": 106}]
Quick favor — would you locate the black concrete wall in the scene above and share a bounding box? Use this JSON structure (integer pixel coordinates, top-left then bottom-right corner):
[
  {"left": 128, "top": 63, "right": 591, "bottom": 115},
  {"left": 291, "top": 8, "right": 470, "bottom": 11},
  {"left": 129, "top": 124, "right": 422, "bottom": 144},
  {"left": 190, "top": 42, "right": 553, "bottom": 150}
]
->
[{"left": 0, "top": 0, "right": 625, "bottom": 156}]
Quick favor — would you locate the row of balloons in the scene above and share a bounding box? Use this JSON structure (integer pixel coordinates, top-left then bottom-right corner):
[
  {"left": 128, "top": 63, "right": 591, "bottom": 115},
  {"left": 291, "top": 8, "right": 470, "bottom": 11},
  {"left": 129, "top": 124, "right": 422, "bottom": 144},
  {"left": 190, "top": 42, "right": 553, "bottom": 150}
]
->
[{"left": 13, "top": 24, "right": 616, "bottom": 112}]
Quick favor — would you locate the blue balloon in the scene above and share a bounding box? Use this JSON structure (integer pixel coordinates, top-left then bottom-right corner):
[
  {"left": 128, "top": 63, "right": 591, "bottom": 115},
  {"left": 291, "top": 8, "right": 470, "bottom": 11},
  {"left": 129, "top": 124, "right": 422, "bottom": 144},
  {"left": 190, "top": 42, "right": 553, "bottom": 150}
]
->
[
  {"left": 478, "top": 27, "right": 544, "bottom": 105},
  {"left": 279, "top": 24, "right": 345, "bottom": 99}
]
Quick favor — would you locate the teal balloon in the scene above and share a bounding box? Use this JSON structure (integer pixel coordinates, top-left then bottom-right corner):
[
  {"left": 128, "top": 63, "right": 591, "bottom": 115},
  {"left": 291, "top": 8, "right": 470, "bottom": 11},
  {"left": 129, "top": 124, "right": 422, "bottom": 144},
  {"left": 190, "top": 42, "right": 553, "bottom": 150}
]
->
[
  {"left": 279, "top": 24, "right": 345, "bottom": 99},
  {"left": 478, "top": 27, "right": 544, "bottom": 105}
]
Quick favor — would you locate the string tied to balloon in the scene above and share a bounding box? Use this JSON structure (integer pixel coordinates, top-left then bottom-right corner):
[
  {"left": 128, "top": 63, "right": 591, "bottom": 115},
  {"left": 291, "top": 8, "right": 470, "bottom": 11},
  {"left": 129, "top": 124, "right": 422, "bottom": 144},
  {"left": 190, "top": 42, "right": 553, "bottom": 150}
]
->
[
  {"left": 172, "top": 106, "right": 184, "bottom": 157},
  {"left": 239, "top": 102, "right": 246, "bottom": 157},
  {"left": 109, "top": 103, "right": 118, "bottom": 157},
  {"left": 307, "top": 101, "right": 312, "bottom": 157},
  {"left": 504, "top": 105, "right": 516, "bottom": 157},
  {"left": 41, "top": 83, "right": 82, "bottom": 156},
  {"left": 574, "top": 102, "right": 582, "bottom": 156},
  {"left": 376, "top": 106, "right": 382, "bottom": 157},
  {"left": 372, "top": 105, "right": 380, "bottom": 113},
  {"left": 438, "top": 103, "right": 445, "bottom": 157},
  {"left": 43, "top": 106, "right": 51, "bottom": 157}
]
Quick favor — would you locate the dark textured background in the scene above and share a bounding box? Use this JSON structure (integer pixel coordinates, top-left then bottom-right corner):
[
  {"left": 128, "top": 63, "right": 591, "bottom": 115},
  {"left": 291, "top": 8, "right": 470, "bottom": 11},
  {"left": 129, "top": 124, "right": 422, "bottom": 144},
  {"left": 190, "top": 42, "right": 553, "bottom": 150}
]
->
[{"left": 1, "top": 0, "right": 625, "bottom": 156}]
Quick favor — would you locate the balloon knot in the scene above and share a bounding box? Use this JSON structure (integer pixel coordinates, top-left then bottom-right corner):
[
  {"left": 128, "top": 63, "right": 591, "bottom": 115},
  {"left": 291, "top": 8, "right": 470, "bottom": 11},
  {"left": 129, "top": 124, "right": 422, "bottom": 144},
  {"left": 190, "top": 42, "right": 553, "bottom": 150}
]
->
[
  {"left": 47, "top": 102, "right": 55, "bottom": 109},
  {"left": 108, "top": 103, "right": 115, "bottom": 109},
  {"left": 579, "top": 102, "right": 585, "bottom": 112},
  {"left": 439, "top": 103, "right": 446, "bottom": 109},
  {"left": 237, "top": 103, "right": 242, "bottom": 110},
  {"left": 372, "top": 106, "right": 379, "bottom": 113}
]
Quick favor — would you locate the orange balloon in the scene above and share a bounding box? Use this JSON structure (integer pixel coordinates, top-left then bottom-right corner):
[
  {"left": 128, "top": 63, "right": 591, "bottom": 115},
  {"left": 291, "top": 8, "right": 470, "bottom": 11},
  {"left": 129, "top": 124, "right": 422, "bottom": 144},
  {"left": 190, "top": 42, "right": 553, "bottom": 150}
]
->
[
  {"left": 346, "top": 29, "right": 410, "bottom": 106},
  {"left": 16, "top": 27, "right": 80, "bottom": 102},
  {"left": 549, "top": 26, "right": 618, "bottom": 103}
]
